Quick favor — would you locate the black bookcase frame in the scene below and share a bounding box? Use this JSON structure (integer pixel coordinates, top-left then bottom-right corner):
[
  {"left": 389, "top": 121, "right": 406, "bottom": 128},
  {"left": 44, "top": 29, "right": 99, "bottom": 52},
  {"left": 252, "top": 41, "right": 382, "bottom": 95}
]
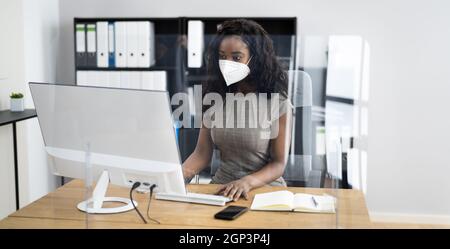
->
[{"left": 73, "top": 16, "right": 297, "bottom": 164}]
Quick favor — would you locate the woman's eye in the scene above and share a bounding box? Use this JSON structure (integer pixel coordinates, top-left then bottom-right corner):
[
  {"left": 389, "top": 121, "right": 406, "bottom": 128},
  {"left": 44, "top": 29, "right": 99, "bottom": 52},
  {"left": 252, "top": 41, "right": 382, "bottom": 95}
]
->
[
  {"left": 233, "top": 56, "right": 241, "bottom": 61},
  {"left": 219, "top": 55, "right": 227, "bottom": 59}
]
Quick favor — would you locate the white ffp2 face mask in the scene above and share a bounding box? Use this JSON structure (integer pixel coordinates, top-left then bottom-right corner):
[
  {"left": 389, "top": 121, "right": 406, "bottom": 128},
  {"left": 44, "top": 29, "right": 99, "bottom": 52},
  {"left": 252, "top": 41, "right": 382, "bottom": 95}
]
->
[{"left": 219, "top": 57, "right": 252, "bottom": 86}]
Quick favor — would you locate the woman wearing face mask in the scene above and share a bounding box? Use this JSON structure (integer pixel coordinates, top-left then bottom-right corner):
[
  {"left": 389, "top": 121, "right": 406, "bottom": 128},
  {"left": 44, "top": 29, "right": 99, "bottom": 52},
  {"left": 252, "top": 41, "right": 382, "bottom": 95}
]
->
[{"left": 182, "top": 19, "right": 292, "bottom": 201}]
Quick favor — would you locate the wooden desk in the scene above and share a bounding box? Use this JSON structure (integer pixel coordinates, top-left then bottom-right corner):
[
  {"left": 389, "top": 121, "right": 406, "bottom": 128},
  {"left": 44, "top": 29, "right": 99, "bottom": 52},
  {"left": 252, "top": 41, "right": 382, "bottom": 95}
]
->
[{"left": 0, "top": 179, "right": 371, "bottom": 228}]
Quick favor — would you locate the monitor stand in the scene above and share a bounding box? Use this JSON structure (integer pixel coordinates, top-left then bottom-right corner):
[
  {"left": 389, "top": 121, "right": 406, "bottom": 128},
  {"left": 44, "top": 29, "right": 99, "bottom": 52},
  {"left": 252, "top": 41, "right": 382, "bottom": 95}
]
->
[{"left": 77, "top": 170, "right": 136, "bottom": 214}]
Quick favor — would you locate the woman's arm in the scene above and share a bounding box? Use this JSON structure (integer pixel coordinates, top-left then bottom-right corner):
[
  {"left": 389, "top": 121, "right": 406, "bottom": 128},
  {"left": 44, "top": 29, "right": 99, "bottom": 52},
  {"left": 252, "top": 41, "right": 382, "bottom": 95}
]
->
[
  {"left": 182, "top": 127, "right": 214, "bottom": 183},
  {"left": 217, "top": 112, "right": 292, "bottom": 201}
]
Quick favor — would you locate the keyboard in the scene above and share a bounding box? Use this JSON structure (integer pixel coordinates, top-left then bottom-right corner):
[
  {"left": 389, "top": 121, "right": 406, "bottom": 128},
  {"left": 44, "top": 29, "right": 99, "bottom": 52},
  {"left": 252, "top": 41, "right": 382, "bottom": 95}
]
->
[{"left": 155, "top": 192, "right": 233, "bottom": 206}]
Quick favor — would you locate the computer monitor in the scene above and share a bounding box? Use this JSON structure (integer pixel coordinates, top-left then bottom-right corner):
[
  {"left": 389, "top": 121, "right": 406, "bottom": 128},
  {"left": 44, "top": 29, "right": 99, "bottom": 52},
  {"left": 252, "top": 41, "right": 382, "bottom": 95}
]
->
[{"left": 29, "top": 82, "right": 186, "bottom": 214}]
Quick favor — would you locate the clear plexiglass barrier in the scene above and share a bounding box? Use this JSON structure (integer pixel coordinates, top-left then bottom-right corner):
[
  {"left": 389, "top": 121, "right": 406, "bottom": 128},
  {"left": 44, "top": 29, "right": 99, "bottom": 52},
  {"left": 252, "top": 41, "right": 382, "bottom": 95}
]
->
[{"left": 29, "top": 33, "right": 373, "bottom": 229}]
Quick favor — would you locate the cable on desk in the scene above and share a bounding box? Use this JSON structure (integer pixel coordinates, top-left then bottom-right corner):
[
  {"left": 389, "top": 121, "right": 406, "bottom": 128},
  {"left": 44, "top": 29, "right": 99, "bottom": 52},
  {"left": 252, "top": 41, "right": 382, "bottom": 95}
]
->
[
  {"left": 130, "top": 182, "right": 147, "bottom": 224},
  {"left": 146, "top": 184, "right": 160, "bottom": 224}
]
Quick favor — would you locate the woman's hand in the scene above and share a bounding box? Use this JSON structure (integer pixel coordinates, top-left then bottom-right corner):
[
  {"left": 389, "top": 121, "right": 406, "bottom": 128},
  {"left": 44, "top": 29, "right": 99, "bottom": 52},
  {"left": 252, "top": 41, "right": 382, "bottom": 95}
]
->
[
  {"left": 216, "top": 177, "right": 253, "bottom": 201},
  {"left": 182, "top": 167, "right": 195, "bottom": 183}
]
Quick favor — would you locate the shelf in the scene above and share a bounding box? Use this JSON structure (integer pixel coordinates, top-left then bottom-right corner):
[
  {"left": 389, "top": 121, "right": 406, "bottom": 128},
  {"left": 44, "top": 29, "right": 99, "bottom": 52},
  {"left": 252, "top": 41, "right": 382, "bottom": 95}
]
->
[
  {"left": 74, "top": 17, "right": 180, "bottom": 34},
  {"left": 182, "top": 17, "right": 296, "bottom": 35},
  {"left": 0, "top": 109, "right": 37, "bottom": 126},
  {"left": 75, "top": 66, "right": 179, "bottom": 71},
  {"left": 73, "top": 16, "right": 298, "bottom": 166}
]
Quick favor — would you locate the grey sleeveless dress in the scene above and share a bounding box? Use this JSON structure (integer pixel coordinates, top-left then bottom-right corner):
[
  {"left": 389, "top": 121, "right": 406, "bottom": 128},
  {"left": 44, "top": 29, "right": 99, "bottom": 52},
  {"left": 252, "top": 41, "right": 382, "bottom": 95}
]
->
[{"left": 204, "top": 94, "right": 292, "bottom": 186}]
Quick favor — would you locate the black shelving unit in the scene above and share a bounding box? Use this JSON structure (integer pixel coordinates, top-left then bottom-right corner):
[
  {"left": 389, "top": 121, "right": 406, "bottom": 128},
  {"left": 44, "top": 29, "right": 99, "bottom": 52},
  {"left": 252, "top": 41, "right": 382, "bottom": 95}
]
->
[
  {"left": 74, "top": 17, "right": 183, "bottom": 97},
  {"left": 73, "top": 17, "right": 297, "bottom": 165},
  {"left": 176, "top": 17, "right": 297, "bottom": 164},
  {"left": 180, "top": 17, "right": 297, "bottom": 85},
  {"left": 0, "top": 109, "right": 37, "bottom": 210}
]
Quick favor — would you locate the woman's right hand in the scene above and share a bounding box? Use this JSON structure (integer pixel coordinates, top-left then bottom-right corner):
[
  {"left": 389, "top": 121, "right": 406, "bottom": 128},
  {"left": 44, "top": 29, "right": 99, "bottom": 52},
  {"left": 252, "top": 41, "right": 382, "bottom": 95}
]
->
[{"left": 182, "top": 166, "right": 196, "bottom": 184}]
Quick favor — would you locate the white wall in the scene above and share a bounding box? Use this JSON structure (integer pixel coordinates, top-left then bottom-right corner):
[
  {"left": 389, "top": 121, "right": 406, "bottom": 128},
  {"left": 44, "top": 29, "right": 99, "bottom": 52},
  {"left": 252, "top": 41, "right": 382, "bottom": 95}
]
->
[
  {"left": 52, "top": 0, "right": 450, "bottom": 223},
  {"left": 0, "top": 1, "right": 26, "bottom": 109},
  {"left": 19, "top": 0, "right": 60, "bottom": 208},
  {"left": 0, "top": 0, "right": 26, "bottom": 219},
  {"left": 0, "top": 0, "right": 60, "bottom": 219}
]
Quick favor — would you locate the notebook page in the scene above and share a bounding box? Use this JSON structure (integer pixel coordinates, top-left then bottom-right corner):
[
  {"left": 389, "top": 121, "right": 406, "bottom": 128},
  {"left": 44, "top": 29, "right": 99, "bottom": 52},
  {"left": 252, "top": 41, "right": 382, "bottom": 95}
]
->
[
  {"left": 293, "top": 194, "right": 336, "bottom": 213},
  {"left": 313, "top": 195, "right": 336, "bottom": 213},
  {"left": 293, "top": 193, "right": 318, "bottom": 212},
  {"left": 250, "top": 190, "right": 294, "bottom": 210}
]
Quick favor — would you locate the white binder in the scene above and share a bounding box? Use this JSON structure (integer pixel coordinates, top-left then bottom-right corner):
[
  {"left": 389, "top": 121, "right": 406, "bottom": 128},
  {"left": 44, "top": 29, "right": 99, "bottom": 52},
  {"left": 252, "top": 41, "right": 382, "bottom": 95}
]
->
[
  {"left": 75, "top": 24, "right": 86, "bottom": 53},
  {"left": 120, "top": 71, "right": 130, "bottom": 88},
  {"left": 78, "top": 71, "right": 111, "bottom": 87},
  {"left": 128, "top": 71, "right": 141, "bottom": 89},
  {"left": 96, "top": 22, "right": 109, "bottom": 68},
  {"left": 187, "top": 20, "right": 204, "bottom": 68},
  {"left": 86, "top": 24, "right": 97, "bottom": 67},
  {"left": 126, "top": 22, "right": 139, "bottom": 68},
  {"left": 137, "top": 21, "right": 155, "bottom": 68},
  {"left": 108, "top": 71, "right": 121, "bottom": 88},
  {"left": 96, "top": 71, "right": 109, "bottom": 87},
  {"left": 141, "top": 71, "right": 154, "bottom": 90},
  {"left": 114, "top": 22, "right": 127, "bottom": 68},
  {"left": 141, "top": 71, "right": 167, "bottom": 91},
  {"left": 153, "top": 71, "right": 167, "bottom": 91},
  {"left": 75, "top": 24, "right": 87, "bottom": 67},
  {"left": 76, "top": 71, "right": 88, "bottom": 86},
  {"left": 86, "top": 71, "right": 99, "bottom": 86},
  {"left": 120, "top": 71, "right": 140, "bottom": 89}
]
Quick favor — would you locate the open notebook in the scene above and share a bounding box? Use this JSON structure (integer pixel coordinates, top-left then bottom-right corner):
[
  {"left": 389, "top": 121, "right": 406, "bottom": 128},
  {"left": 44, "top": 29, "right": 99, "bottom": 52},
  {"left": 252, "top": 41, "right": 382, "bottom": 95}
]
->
[{"left": 250, "top": 190, "right": 336, "bottom": 213}]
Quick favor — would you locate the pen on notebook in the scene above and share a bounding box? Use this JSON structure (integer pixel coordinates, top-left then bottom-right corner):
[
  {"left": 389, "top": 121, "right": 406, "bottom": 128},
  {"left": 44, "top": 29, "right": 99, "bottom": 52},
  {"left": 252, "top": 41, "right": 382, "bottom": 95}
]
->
[{"left": 311, "top": 196, "right": 318, "bottom": 207}]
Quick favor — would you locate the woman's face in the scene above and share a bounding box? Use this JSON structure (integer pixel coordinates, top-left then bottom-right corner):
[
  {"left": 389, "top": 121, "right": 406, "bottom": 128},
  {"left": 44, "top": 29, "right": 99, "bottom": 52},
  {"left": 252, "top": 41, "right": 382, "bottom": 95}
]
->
[{"left": 218, "top": 35, "right": 251, "bottom": 64}]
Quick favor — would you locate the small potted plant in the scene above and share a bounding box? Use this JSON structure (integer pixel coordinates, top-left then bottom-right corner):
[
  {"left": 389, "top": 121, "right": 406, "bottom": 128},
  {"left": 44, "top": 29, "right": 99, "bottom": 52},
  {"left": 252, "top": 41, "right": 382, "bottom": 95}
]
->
[{"left": 10, "top": 92, "right": 24, "bottom": 112}]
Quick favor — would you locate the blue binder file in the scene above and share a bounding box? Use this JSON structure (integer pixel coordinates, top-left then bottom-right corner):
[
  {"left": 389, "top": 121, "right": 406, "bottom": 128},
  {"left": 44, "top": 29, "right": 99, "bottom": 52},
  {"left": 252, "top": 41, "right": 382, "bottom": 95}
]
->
[{"left": 108, "top": 22, "right": 116, "bottom": 68}]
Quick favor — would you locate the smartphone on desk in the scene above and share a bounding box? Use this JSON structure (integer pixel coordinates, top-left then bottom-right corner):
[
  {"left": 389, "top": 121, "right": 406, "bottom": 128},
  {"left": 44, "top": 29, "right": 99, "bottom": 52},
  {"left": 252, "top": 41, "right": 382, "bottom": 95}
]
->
[{"left": 214, "top": 205, "right": 248, "bottom": 220}]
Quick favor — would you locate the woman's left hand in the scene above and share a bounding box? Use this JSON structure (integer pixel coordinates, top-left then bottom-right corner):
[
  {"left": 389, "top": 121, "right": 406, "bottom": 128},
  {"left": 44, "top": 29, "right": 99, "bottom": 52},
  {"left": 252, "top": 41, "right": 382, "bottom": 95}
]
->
[{"left": 216, "top": 177, "right": 253, "bottom": 201}]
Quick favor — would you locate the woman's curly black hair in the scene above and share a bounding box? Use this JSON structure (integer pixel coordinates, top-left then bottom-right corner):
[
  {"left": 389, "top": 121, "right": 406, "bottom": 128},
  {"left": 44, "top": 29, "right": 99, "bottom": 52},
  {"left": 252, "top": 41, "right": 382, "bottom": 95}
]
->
[{"left": 203, "top": 19, "right": 288, "bottom": 102}]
